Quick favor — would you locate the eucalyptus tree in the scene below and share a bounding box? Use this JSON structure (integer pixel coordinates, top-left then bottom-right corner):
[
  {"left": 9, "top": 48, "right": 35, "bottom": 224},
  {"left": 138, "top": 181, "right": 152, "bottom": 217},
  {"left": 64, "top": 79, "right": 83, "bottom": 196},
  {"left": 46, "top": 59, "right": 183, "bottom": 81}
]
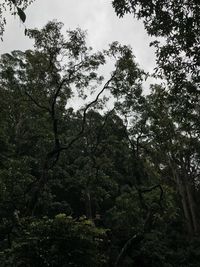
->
[
  {"left": 0, "top": 20, "right": 112, "bottom": 215},
  {"left": 112, "top": 0, "right": 200, "bottom": 237},
  {"left": 0, "top": 21, "right": 148, "bottom": 218},
  {"left": 112, "top": 0, "right": 200, "bottom": 83}
]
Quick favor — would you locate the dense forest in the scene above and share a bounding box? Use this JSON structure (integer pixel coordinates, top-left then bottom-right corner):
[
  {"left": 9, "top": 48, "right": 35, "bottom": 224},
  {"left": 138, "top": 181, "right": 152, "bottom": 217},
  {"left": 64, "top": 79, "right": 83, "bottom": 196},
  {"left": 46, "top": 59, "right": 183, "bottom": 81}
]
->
[{"left": 0, "top": 0, "right": 200, "bottom": 266}]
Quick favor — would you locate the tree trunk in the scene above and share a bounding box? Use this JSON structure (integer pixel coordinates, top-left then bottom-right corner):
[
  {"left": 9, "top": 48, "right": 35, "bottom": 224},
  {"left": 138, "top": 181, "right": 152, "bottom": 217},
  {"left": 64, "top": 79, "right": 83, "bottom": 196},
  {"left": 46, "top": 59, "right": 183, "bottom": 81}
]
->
[
  {"left": 168, "top": 156, "right": 197, "bottom": 236},
  {"left": 185, "top": 180, "right": 199, "bottom": 234},
  {"left": 176, "top": 174, "right": 194, "bottom": 236},
  {"left": 85, "top": 189, "right": 92, "bottom": 220}
]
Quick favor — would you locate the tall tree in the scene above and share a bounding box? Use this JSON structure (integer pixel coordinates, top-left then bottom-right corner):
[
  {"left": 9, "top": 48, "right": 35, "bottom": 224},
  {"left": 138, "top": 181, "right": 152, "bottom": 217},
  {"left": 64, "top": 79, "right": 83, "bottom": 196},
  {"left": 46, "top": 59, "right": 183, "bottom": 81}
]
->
[
  {"left": 112, "top": 0, "right": 200, "bottom": 94},
  {"left": 112, "top": 0, "right": 200, "bottom": 236}
]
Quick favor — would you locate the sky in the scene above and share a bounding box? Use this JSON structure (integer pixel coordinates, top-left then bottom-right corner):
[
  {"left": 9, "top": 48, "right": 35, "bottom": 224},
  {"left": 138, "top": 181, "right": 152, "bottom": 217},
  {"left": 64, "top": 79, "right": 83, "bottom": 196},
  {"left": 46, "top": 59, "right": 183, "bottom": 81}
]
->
[{"left": 0, "top": 0, "right": 156, "bottom": 73}]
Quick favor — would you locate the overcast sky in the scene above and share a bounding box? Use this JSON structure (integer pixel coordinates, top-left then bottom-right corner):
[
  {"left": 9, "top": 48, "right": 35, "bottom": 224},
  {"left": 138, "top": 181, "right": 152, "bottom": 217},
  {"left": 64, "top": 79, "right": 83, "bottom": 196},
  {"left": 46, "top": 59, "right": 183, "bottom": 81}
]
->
[{"left": 0, "top": 0, "right": 156, "bottom": 74}]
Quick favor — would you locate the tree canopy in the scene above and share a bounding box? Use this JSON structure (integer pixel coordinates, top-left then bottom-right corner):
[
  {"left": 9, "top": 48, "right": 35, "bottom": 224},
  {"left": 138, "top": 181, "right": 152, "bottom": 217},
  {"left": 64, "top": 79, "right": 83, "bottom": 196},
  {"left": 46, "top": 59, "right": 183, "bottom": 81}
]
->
[{"left": 0, "top": 0, "right": 200, "bottom": 266}]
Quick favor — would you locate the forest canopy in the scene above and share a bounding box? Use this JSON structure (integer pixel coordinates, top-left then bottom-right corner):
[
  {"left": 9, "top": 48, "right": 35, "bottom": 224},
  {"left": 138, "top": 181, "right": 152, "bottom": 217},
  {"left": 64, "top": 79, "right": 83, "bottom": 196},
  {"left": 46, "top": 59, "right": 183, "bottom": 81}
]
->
[{"left": 0, "top": 1, "right": 200, "bottom": 266}]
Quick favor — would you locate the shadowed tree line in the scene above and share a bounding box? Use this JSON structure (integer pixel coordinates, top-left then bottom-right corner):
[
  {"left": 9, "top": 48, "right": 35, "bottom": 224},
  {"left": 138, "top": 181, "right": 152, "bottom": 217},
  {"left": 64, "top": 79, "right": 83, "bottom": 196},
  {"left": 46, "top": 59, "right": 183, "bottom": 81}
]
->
[{"left": 0, "top": 0, "right": 200, "bottom": 266}]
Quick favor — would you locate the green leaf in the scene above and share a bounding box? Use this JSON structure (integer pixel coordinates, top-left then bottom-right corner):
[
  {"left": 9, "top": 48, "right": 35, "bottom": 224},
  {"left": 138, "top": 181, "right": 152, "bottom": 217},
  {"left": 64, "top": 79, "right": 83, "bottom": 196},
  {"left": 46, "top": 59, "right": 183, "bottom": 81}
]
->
[{"left": 17, "top": 7, "right": 26, "bottom": 23}]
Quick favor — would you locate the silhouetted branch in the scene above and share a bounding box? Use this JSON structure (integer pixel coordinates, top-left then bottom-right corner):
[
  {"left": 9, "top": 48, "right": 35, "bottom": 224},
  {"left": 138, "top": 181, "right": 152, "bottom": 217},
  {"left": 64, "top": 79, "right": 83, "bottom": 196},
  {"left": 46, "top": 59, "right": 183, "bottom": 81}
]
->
[{"left": 27, "top": 72, "right": 116, "bottom": 215}]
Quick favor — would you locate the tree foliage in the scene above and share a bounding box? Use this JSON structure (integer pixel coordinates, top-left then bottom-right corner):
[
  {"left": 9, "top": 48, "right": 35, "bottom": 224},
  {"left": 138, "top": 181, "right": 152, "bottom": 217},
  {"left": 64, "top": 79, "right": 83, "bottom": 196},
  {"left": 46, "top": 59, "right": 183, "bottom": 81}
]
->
[
  {"left": 112, "top": 0, "right": 200, "bottom": 91},
  {"left": 0, "top": 13, "right": 200, "bottom": 266},
  {"left": 0, "top": 0, "right": 34, "bottom": 38}
]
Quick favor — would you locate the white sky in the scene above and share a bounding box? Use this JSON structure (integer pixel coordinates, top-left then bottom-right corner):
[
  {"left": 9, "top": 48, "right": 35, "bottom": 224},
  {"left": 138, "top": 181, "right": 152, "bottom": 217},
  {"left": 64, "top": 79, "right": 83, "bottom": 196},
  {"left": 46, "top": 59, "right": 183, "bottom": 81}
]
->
[{"left": 0, "top": 0, "right": 156, "bottom": 73}]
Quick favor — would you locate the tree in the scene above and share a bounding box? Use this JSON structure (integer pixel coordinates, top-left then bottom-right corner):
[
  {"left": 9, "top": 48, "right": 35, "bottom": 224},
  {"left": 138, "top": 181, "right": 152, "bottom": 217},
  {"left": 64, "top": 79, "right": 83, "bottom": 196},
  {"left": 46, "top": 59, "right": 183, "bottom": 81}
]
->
[
  {"left": 1, "top": 15, "right": 200, "bottom": 266},
  {"left": 112, "top": 0, "right": 200, "bottom": 237},
  {"left": 0, "top": 0, "right": 34, "bottom": 39},
  {"left": 0, "top": 214, "right": 108, "bottom": 267},
  {"left": 112, "top": 0, "right": 200, "bottom": 93}
]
